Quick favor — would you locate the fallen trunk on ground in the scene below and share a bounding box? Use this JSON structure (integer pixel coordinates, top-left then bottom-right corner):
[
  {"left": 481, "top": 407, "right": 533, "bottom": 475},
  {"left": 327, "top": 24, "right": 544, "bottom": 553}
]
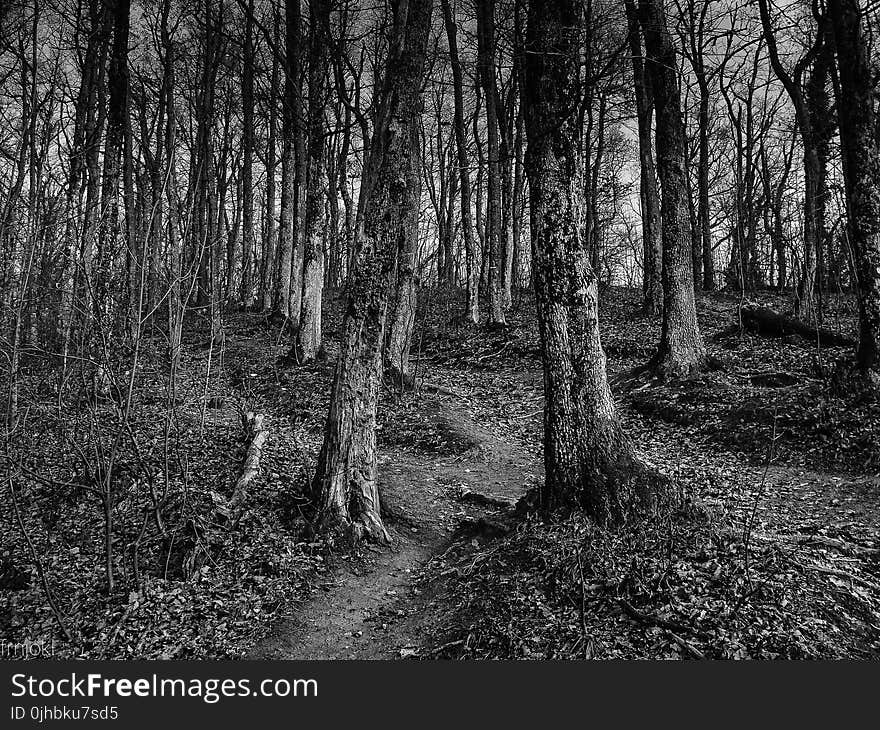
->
[
  {"left": 218, "top": 412, "right": 269, "bottom": 525},
  {"left": 740, "top": 305, "right": 854, "bottom": 348}
]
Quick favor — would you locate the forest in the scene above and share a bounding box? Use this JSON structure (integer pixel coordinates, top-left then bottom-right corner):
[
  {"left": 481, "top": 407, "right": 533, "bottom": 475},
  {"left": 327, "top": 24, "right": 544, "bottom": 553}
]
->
[{"left": 0, "top": 0, "right": 879, "bottom": 661}]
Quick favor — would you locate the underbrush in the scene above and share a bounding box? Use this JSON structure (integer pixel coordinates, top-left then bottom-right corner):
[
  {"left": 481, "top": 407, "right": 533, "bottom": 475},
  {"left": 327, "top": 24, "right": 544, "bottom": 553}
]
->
[
  {"left": 416, "top": 503, "right": 879, "bottom": 659},
  {"left": 0, "top": 317, "right": 324, "bottom": 658}
]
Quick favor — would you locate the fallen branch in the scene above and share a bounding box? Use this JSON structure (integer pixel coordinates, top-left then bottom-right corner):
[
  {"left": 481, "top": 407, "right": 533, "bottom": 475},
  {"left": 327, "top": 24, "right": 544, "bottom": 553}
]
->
[
  {"left": 666, "top": 631, "right": 706, "bottom": 660},
  {"left": 792, "top": 557, "right": 880, "bottom": 593},
  {"left": 752, "top": 531, "right": 880, "bottom": 558},
  {"left": 219, "top": 413, "right": 269, "bottom": 526},
  {"left": 792, "top": 534, "right": 880, "bottom": 558},
  {"left": 617, "top": 598, "right": 692, "bottom": 635},
  {"left": 420, "top": 381, "right": 469, "bottom": 399},
  {"left": 423, "top": 638, "right": 466, "bottom": 657},
  {"left": 739, "top": 305, "right": 855, "bottom": 348}
]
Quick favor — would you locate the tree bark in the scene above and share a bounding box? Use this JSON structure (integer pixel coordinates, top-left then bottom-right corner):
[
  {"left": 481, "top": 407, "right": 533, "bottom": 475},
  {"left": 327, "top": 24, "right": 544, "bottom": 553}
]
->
[
  {"left": 640, "top": 0, "right": 706, "bottom": 378},
  {"left": 239, "top": 0, "right": 256, "bottom": 308},
  {"left": 261, "top": 21, "right": 281, "bottom": 311},
  {"left": 295, "top": 0, "right": 330, "bottom": 362},
  {"left": 758, "top": 0, "right": 823, "bottom": 322},
  {"left": 476, "top": 0, "right": 506, "bottom": 327},
  {"left": 441, "top": 0, "right": 479, "bottom": 324},
  {"left": 624, "top": 0, "right": 663, "bottom": 315},
  {"left": 311, "top": 0, "right": 433, "bottom": 542},
  {"left": 829, "top": 0, "right": 880, "bottom": 375},
  {"left": 274, "top": 0, "right": 304, "bottom": 323},
  {"left": 386, "top": 120, "right": 421, "bottom": 386},
  {"left": 525, "top": 0, "right": 660, "bottom": 522}
]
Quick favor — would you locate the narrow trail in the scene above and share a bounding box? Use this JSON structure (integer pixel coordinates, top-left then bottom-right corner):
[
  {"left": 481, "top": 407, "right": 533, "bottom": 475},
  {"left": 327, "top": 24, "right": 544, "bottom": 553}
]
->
[
  {"left": 250, "top": 398, "right": 535, "bottom": 659},
  {"left": 219, "top": 305, "right": 880, "bottom": 660}
]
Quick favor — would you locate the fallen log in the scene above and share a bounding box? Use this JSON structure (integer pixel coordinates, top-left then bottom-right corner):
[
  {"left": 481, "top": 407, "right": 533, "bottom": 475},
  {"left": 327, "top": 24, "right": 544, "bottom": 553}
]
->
[
  {"left": 217, "top": 412, "right": 269, "bottom": 526},
  {"left": 739, "top": 305, "right": 855, "bottom": 348}
]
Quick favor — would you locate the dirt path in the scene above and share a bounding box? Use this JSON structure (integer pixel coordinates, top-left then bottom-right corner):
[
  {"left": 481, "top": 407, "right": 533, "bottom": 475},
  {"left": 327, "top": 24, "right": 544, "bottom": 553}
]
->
[{"left": 249, "top": 396, "right": 535, "bottom": 659}]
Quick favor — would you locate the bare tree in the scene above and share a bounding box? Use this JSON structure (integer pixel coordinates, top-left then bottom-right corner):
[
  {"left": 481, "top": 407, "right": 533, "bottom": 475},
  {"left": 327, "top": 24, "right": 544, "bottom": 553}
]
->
[
  {"left": 311, "top": 0, "right": 434, "bottom": 542},
  {"left": 525, "top": 0, "right": 661, "bottom": 520},
  {"left": 640, "top": 0, "right": 707, "bottom": 378},
  {"left": 828, "top": 0, "right": 880, "bottom": 376}
]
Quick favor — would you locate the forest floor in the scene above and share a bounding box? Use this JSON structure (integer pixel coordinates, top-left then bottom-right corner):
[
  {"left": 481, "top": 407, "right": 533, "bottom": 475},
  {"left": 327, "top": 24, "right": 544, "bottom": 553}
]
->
[{"left": 2, "top": 286, "right": 879, "bottom": 659}]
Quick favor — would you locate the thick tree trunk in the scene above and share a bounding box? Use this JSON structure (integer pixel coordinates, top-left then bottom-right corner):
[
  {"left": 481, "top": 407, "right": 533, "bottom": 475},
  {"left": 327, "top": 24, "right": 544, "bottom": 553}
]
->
[
  {"left": 476, "top": 0, "right": 506, "bottom": 327},
  {"left": 624, "top": 0, "right": 662, "bottom": 315},
  {"left": 640, "top": 0, "right": 706, "bottom": 378},
  {"left": 525, "top": 0, "right": 660, "bottom": 522},
  {"left": 829, "top": 0, "right": 880, "bottom": 375},
  {"left": 441, "top": 0, "right": 479, "bottom": 324},
  {"left": 740, "top": 305, "right": 854, "bottom": 348},
  {"left": 311, "top": 0, "right": 433, "bottom": 542},
  {"left": 385, "top": 122, "right": 421, "bottom": 386}
]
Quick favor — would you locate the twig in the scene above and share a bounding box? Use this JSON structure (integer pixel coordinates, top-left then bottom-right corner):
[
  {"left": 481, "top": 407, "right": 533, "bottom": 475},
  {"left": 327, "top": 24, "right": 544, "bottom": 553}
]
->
[
  {"left": 666, "top": 631, "right": 706, "bottom": 660},
  {"left": 617, "top": 598, "right": 692, "bottom": 634},
  {"left": 424, "top": 638, "right": 466, "bottom": 657},
  {"left": 420, "top": 381, "right": 469, "bottom": 399},
  {"left": 791, "top": 557, "right": 880, "bottom": 593},
  {"left": 575, "top": 548, "right": 589, "bottom": 660}
]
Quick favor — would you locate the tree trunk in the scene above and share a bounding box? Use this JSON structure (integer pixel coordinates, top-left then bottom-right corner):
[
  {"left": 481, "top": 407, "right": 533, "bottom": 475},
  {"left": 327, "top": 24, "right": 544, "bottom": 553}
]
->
[
  {"left": 476, "top": 0, "right": 506, "bottom": 327},
  {"left": 441, "top": 0, "right": 479, "bottom": 324},
  {"left": 295, "top": 0, "right": 330, "bottom": 362},
  {"left": 525, "top": 0, "right": 660, "bottom": 522},
  {"left": 240, "top": 0, "right": 256, "bottom": 308},
  {"left": 624, "top": 0, "right": 663, "bottom": 315},
  {"left": 829, "top": 0, "right": 880, "bottom": 375},
  {"left": 311, "top": 0, "right": 433, "bottom": 542},
  {"left": 261, "top": 24, "right": 280, "bottom": 311},
  {"left": 640, "top": 0, "right": 706, "bottom": 378},
  {"left": 386, "top": 121, "right": 421, "bottom": 386},
  {"left": 274, "top": 0, "right": 304, "bottom": 324},
  {"left": 758, "top": 0, "right": 822, "bottom": 322}
]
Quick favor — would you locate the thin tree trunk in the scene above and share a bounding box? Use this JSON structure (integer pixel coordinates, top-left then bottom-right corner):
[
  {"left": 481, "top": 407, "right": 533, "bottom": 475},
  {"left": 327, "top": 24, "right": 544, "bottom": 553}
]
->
[
  {"left": 261, "top": 22, "right": 280, "bottom": 311},
  {"left": 624, "top": 0, "right": 662, "bottom": 314},
  {"left": 441, "top": 0, "right": 479, "bottom": 323},
  {"left": 476, "top": 0, "right": 506, "bottom": 327},
  {"left": 240, "top": 0, "right": 256, "bottom": 307},
  {"left": 640, "top": 0, "right": 706, "bottom": 378}
]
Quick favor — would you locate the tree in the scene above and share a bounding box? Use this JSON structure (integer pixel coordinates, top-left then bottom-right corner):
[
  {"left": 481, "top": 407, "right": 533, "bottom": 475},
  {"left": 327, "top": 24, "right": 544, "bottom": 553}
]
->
[
  {"left": 524, "top": 0, "right": 660, "bottom": 521},
  {"left": 239, "top": 0, "right": 256, "bottom": 308},
  {"left": 311, "top": 0, "right": 433, "bottom": 542},
  {"left": 476, "top": 0, "right": 506, "bottom": 328},
  {"left": 273, "top": 0, "right": 304, "bottom": 323},
  {"left": 294, "top": 0, "right": 330, "bottom": 362},
  {"left": 640, "top": 0, "right": 707, "bottom": 378},
  {"left": 677, "top": 0, "right": 719, "bottom": 291},
  {"left": 757, "top": 0, "right": 825, "bottom": 322},
  {"left": 828, "top": 0, "right": 880, "bottom": 376},
  {"left": 624, "top": 0, "right": 663, "bottom": 313}
]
